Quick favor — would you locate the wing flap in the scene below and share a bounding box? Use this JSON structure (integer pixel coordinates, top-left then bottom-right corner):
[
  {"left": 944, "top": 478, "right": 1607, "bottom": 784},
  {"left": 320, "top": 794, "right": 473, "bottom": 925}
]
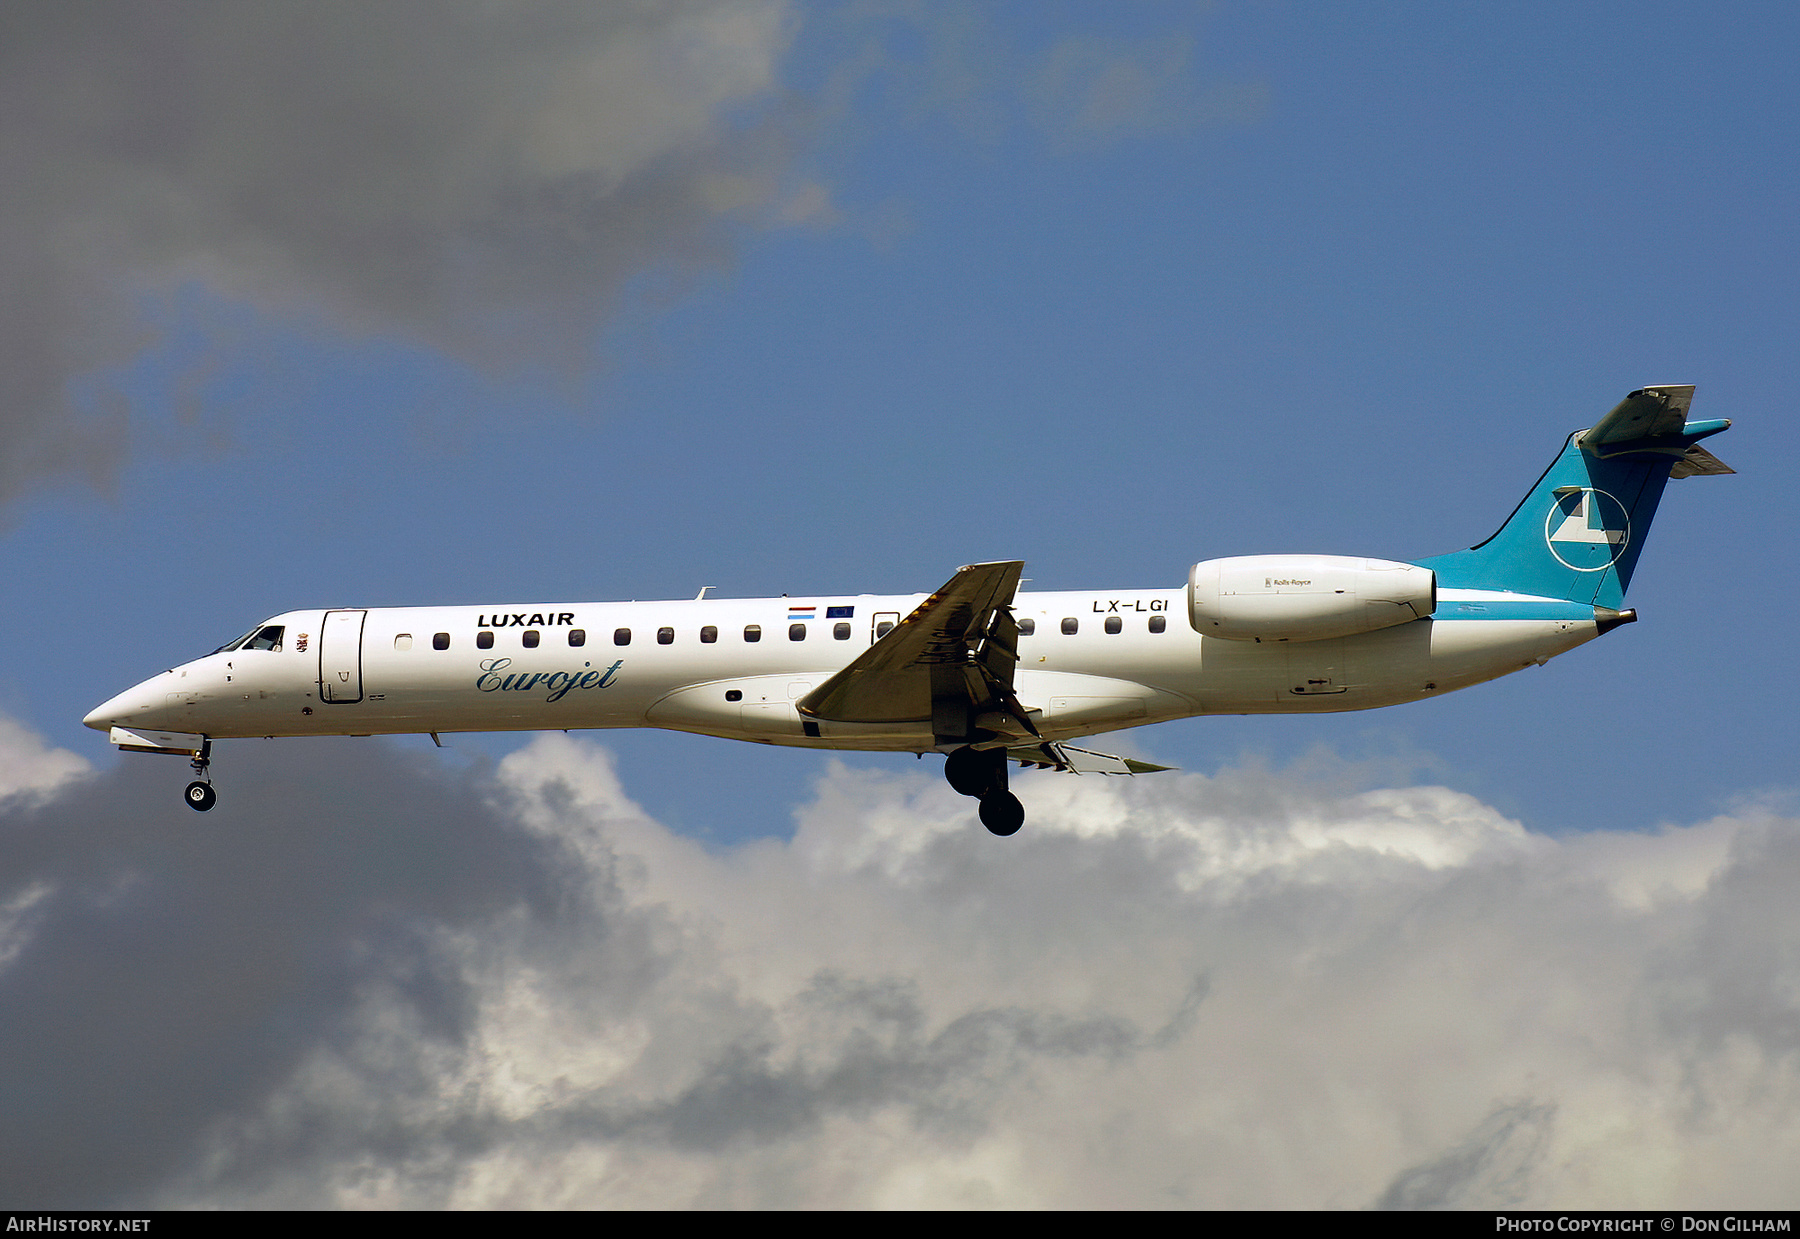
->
[{"left": 1006, "top": 742, "right": 1175, "bottom": 775}]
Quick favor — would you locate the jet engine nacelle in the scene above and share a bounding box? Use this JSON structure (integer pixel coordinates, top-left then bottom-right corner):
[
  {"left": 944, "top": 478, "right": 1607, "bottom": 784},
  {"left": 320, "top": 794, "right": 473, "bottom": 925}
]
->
[{"left": 1188, "top": 555, "right": 1436, "bottom": 642}]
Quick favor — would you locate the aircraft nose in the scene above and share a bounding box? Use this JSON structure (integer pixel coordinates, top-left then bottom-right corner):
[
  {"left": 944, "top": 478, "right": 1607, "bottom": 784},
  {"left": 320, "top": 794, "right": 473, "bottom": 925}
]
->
[
  {"left": 84, "top": 679, "right": 159, "bottom": 732},
  {"left": 83, "top": 693, "right": 126, "bottom": 731}
]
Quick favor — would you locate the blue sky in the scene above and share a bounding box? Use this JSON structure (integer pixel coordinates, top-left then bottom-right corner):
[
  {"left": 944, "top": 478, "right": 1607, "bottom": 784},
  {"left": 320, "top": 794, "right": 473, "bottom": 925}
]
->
[
  {"left": 5, "top": 0, "right": 1790, "bottom": 840},
  {"left": 6, "top": 5, "right": 1800, "bottom": 1207}
]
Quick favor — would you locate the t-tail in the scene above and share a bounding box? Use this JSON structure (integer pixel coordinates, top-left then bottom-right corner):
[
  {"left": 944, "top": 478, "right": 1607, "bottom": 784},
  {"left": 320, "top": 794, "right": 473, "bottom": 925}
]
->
[{"left": 1416, "top": 385, "right": 1733, "bottom": 616}]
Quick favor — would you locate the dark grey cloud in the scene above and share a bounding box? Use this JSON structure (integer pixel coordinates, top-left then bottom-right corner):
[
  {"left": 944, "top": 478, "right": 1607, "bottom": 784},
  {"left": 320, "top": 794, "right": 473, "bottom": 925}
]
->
[
  {"left": 0, "top": 0, "right": 806, "bottom": 506},
  {"left": 0, "top": 738, "right": 569, "bottom": 1207}
]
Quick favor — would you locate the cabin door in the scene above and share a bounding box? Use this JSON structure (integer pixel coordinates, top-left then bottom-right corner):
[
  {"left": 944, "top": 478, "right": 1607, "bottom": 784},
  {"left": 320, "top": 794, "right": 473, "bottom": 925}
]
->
[{"left": 319, "top": 609, "right": 367, "bottom": 704}]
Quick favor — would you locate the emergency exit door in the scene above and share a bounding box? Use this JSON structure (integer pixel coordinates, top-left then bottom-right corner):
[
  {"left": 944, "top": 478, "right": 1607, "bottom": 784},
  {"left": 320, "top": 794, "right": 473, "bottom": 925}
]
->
[{"left": 319, "top": 609, "right": 366, "bottom": 704}]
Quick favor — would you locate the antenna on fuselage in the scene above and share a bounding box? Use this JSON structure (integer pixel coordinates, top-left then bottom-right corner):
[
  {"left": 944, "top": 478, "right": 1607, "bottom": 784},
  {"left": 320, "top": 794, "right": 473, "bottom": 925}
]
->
[{"left": 696, "top": 586, "right": 713, "bottom": 600}]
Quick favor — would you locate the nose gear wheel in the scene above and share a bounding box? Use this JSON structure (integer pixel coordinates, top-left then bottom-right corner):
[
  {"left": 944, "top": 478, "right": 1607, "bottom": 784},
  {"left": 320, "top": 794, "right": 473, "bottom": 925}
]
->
[{"left": 185, "top": 739, "right": 216, "bottom": 811}]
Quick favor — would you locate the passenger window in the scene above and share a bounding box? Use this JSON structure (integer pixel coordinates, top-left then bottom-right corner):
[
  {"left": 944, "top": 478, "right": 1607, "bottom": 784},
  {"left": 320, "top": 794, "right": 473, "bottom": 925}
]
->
[
  {"left": 725, "top": 689, "right": 743, "bottom": 702},
  {"left": 1105, "top": 616, "right": 1122, "bottom": 635},
  {"left": 701, "top": 626, "right": 718, "bottom": 644},
  {"left": 244, "top": 626, "right": 285, "bottom": 652},
  {"left": 789, "top": 624, "right": 806, "bottom": 642},
  {"left": 433, "top": 633, "right": 450, "bottom": 651},
  {"left": 522, "top": 630, "right": 540, "bottom": 648},
  {"left": 1061, "top": 618, "right": 1078, "bottom": 635},
  {"left": 1149, "top": 615, "right": 1167, "bottom": 634},
  {"left": 658, "top": 627, "right": 674, "bottom": 644},
  {"left": 876, "top": 621, "right": 895, "bottom": 639},
  {"left": 568, "top": 629, "right": 585, "bottom": 647},
  {"left": 477, "top": 631, "right": 494, "bottom": 650},
  {"left": 745, "top": 625, "right": 761, "bottom": 643},
  {"left": 394, "top": 634, "right": 413, "bottom": 651},
  {"left": 1018, "top": 618, "right": 1035, "bottom": 636},
  {"left": 614, "top": 628, "right": 631, "bottom": 646},
  {"left": 833, "top": 622, "right": 851, "bottom": 640}
]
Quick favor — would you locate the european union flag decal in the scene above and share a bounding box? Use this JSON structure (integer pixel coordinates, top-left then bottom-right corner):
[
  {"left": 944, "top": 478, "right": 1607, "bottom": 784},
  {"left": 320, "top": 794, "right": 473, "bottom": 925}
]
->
[{"left": 826, "top": 606, "right": 855, "bottom": 618}]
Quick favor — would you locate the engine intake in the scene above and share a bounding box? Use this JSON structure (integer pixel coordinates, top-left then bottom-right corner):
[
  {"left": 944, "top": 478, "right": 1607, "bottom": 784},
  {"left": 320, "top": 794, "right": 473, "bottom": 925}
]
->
[{"left": 1188, "top": 555, "right": 1435, "bottom": 642}]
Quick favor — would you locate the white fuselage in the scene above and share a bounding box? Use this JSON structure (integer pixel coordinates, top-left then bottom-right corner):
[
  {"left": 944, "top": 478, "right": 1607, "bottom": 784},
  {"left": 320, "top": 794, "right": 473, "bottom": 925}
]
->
[{"left": 84, "top": 586, "right": 1600, "bottom": 750}]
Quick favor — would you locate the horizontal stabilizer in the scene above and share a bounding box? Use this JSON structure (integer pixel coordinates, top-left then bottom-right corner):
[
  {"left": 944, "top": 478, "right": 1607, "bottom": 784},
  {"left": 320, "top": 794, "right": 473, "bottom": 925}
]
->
[
  {"left": 1669, "top": 443, "right": 1735, "bottom": 478},
  {"left": 1006, "top": 741, "right": 1174, "bottom": 776},
  {"left": 110, "top": 726, "right": 207, "bottom": 757},
  {"left": 1581, "top": 385, "right": 1694, "bottom": 449}
]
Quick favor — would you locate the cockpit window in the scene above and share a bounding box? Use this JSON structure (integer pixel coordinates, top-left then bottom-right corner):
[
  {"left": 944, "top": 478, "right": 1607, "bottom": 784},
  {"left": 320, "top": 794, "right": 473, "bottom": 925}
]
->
[
  {"left": 243, "top": 626, "right": 284, "bottom": 652},
  {"left": 211, "top": 623, "right": 284, "bottom": 655},
  {"left": 211, "top": 627, "right": 260, "bottom": 655}
]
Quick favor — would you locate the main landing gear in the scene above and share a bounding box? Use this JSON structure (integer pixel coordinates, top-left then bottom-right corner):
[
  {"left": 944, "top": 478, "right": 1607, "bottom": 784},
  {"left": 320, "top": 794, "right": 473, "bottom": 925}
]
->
[
  {"left": 185, "top": 739, "right": 216, "bottom": 812},
  {"left": 943, "top": 745, "right": 1025, "bottom": 837}
]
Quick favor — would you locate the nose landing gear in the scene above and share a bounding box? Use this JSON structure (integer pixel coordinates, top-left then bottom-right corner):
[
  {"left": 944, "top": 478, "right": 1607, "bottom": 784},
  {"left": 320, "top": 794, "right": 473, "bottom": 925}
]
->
[
  {"left": 185, "top": 740, "right": 216, "bottom": 812},
  {"left": 943, "top": 745, "right": 1025, "bottom": 837}
]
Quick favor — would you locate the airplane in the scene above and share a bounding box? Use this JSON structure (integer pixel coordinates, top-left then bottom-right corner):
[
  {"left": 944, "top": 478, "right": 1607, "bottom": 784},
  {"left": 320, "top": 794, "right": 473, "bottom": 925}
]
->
[{"left": 84, "top": 385, "right": 1733, "bottom": 835}]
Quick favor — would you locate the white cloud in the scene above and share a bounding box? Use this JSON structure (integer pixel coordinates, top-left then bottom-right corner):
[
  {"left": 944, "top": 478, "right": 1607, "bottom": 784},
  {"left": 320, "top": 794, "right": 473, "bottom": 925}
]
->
[
  {"left": 104, "top": 734, "right": 1794, "bottom": 1209},
  {"left": 0, "top": 715, "right": 91, "bottom": 804}
]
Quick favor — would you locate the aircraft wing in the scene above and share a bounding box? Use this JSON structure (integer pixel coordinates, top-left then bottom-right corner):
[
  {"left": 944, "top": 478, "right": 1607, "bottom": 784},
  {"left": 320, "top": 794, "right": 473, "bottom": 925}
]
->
[{"left": 797, "top": 560, "right": 1027, "bottom": 728}]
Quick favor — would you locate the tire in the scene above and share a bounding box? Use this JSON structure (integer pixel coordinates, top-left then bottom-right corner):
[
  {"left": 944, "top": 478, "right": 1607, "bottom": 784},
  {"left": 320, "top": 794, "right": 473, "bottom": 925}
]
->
[
  {"left": 944, "top": 746, "right": 1005, "bottom": 798},
  {"left": 978, "top": 791, "right": 1024, "bottom": 836},
  {"left": 185, "top": 781, "right": 217, "bottom": 812}
]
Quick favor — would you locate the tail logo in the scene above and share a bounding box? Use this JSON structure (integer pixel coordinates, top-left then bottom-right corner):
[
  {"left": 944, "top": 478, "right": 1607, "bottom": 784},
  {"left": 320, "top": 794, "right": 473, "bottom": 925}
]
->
[{"left": 1544, "top": 487, "right": 1630, "bottom": 571}]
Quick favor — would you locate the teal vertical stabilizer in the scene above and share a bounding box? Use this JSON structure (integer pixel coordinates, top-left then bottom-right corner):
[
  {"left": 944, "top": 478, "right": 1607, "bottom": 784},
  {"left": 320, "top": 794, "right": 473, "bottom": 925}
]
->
[{"left": 1416, "top": 386, "right": 1732, "bottom": 609}]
